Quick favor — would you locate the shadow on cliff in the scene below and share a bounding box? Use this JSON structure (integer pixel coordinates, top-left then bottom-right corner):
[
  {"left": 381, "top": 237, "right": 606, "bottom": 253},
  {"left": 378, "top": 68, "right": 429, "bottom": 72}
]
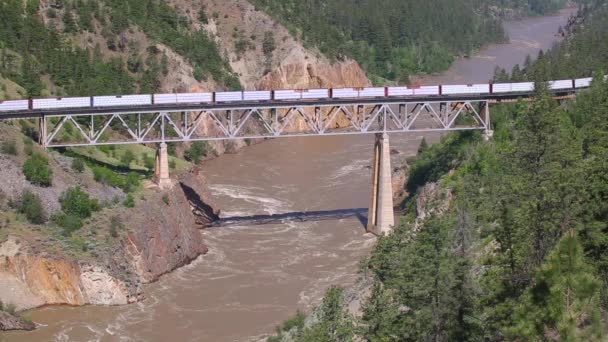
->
[{"left": 211, "top": 208, "right": 368, "bottom": 230}]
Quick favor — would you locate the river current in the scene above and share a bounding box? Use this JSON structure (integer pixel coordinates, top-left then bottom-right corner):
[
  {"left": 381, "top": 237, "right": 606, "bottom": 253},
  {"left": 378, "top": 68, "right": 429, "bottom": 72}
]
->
[{"left": 4, "top": 7, "right": 576, "bottom": 342}]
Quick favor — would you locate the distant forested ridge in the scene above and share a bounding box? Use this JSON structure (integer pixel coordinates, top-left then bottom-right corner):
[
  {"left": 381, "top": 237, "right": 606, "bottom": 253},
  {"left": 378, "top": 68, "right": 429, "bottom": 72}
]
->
[
  {"left": 251, "top": 0, "right": 510, "bottom": 84},
  {"left": 494, "top": 0, "right": 607, "bottom": 82},
  {"left": 270, "top": 2, "right": 608, "bottom": 341},
  {"left": 493, "top": 0, "right": 571, "bottom": 16},
  {"left": 0, "top": 0, "right": 240, "bottom": 98}
]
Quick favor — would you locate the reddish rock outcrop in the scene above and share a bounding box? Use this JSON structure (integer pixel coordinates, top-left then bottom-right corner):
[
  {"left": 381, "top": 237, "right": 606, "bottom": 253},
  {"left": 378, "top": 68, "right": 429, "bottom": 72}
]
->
[
  {"left": 257, "top": 60, "right": 369, "bottom": 90},
  {"left": 0, "top": 171, "right": 219, "bottom": 313},
  {"left": 123, "top": 171, "right": 219, "bottom": 283}
]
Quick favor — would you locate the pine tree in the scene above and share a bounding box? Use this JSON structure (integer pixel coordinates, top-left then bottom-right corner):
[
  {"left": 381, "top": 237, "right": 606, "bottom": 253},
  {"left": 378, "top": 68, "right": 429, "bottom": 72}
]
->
[
  {"left": 359, "top": 282, "right": 403, "bottom": 341},
  {"left": 509, "top": 229, "right": 603, "bottom": 341},
  {"left": 417, "top": 137, "right": 429, "bottom": 155}
]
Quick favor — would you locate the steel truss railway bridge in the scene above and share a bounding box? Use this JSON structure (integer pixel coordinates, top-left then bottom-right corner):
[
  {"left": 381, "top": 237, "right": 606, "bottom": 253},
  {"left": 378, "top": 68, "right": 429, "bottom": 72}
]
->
[{"left": 0, "top": 85, "right": 584, "bottom": 235}]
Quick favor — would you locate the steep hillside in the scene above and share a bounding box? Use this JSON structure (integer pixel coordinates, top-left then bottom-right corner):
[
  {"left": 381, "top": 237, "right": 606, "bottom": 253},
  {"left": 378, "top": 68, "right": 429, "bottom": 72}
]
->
[
  {"left": 0, "top": 122, "right": 220, "bottom": 313},
  {"left": 268, "top": 2, "right": 608, "bottom": 341}
]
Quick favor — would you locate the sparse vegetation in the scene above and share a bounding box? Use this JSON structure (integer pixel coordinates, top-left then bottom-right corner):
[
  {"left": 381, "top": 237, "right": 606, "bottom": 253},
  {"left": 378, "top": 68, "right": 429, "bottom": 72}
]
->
[
  {"left": 109, "top": 216, "right": 123, "bottom": 238},
  {"left": 123, "top": 193, "right": 135, "bottom": 208},
  {"left": 0, "top": 140, "right": 17, "bottom": 155},
  {"left": 71, "top": 158, "right": 85, "bottom": 173}
]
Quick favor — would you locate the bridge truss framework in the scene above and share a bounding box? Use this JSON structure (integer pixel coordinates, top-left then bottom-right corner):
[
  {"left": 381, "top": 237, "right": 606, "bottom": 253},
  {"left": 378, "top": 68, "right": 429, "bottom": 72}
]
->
[{"left": 39, "top": 99, "right": 492, "bottom": 148}]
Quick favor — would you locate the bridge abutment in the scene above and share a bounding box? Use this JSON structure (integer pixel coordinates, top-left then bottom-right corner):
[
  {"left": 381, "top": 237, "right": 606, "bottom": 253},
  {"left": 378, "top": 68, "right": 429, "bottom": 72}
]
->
[
  {"left": 154, "top": 142, "right": 173, "bottom": 189},
  {"left": 367, "top": 133, "right": 395, "bottom": 235}
]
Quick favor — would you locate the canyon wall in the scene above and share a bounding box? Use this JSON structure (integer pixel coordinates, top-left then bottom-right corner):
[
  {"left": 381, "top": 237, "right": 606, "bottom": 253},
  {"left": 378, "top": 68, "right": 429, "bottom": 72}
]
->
[{"left": 0, "top": 171, "right": 219, "bottom": 311}]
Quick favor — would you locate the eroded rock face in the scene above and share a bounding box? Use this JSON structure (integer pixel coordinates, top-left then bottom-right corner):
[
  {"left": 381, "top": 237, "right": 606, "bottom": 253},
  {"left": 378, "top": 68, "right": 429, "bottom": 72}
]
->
[
  {"left": 80, "top": 265, "right": 130, "bottom": 306},
  {"left": 0, "top": 171, "right": 219, "bottom": 313},
  {"left": 0, "top": 255, "right": 86, "bottom": 309},
  {"left": 257, "top": 60, "right": 369, "bottom": 90},
  {"left": 123, "top": 170, "right": 218, "bottom": 284},
  {"left": 413, "top": 182, "right": 453, "bottom": 231}
]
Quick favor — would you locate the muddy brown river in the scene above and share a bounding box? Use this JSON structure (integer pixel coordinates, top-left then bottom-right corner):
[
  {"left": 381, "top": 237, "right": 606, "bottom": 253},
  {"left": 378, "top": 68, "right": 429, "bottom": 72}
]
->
[{"left": 3, "top": 7, "right": 576, "bottom": 342}]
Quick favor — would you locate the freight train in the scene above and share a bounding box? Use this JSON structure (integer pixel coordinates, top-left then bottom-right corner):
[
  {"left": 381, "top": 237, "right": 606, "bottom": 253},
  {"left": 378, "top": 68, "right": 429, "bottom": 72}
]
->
[{"left": 0, "top": 77, "right": 596, "bottom": 113}]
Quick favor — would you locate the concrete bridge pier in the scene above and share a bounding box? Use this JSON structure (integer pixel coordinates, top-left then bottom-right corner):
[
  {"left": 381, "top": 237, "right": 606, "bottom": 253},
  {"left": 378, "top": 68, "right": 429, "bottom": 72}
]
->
[
  {"left": 483, "top": 102, "right": 494, "bottom": 141},
  {"left": 38, "top": 116, "right": 46, "bottom": 147},
  {"left": 367, "top": 133, "right": 395, "bottom": 235},
  {"left": 154, "top": 142, "right": 173, "bottom": 189}
]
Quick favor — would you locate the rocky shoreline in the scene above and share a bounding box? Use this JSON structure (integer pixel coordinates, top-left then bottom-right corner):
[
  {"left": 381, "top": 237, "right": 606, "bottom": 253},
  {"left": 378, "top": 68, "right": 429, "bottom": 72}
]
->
[{"left": 0, "top": 169, "right": 220, "bottom": 331}]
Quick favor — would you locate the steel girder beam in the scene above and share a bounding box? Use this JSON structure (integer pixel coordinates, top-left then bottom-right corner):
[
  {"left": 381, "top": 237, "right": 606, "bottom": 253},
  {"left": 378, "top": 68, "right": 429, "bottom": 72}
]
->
[{"left": 41, "top": 100, "right": 491, "bottom": 147}]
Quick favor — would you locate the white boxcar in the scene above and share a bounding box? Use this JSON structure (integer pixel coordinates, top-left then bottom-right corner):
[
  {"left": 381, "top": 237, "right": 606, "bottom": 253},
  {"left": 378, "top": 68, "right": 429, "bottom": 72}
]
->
[
  {"left": 510, "top": 82, "right": 535, "bottom": 92},
  {"left": 332, "top": 88, "right": 360, "bottom": 98},
  {"left": 274, "top": 90, "right": 302, "bottom": 100},
  {"left": 215, "top": 92, "right": 243, "bottom": 102},
  {"left": 411, "top": 86, "right": 439, "bottom": 96},
  {"left": 549, "top": 79, "right": 573, "bottom": 90},
  {"left": 154, "top": 93, "right": 213, "bottom": 104},
  {"left": 301, "top": 89, "right": 329, "bottom": 99},
  {"left": 0, "top": 100, "right": 29, "bottom": 112},
  {"left": 442, "top": 84, "right": 490, "bottom": 95},
  {"left": 33, "top": 97, "right": 90, "bottom": 110},
  {"left": 243, "top": 91, "right": 271, "bottom": 101},
  {"left": 93, "top": 95, "right": 152, "bottom": 107},
  {"left": 359, "top": 87, "right": 385, "bottom": 97},
  {"left": 491, "top": 83, "right": 514, "bottom": 93},
  {"left": 387, "top": 87, "right": 414, "bottom": 97},
  {"left": 575, "top": 77, "right": 593, "bottom": 88}
]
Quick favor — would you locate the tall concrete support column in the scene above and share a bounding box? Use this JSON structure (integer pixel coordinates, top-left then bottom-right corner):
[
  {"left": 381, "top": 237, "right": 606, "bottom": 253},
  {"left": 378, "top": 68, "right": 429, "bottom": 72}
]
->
[
  {"left": 367, "top": 133, "right": 395, "bottom": 235},
  {"left": 154, "top": 142, "right": 172, "bottom": 189},
  {"left": 483, "top": 102, "right": 494, "bottom": 141},
  {"left": 38, "top": 116, "right": 46, "bottom": 147}
]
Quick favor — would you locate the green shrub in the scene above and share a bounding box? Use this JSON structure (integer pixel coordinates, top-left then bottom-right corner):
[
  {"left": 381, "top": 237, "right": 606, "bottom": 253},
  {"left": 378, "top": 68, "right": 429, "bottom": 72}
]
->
[
  {"left": 69, "top": 235, "right": 88, "bottom": 252},
  {"left": 23, "top": 137, "right": 33, "bottom": 155},
  {"left": 0, "top": 140, "right": 17, "bottom": 155},
  {"left": 142, "top": 153, "right": 155, "bottom": 170},
  {"left": 71, "top": 158, "right": 85, "bottom": 173},
  {"left": 123, "top": 172, "right": 140, "bottom": 193},
  {"left": 169, "top": 159, "right": 176, "bottom": 170},
  {"left": 184, "top": 141, "right": 208, "bottom": 164},
  {"left": 280, "top": 311, "right": 306, "bottom": 332},
  {"left": 59, "top": 187, "right": 99, "bottom": 219},
  {"left": 110, "top": 216, "right": 123, "bottom": 238},
  {"left": 52, "top": 212, "right": 83, "bottom": 236},
  {"left": 5, "top": 303, "right": 16, "bottom": 315},
  {"left": 19, "top": 191, "right": 46, "bottom": 224},
  {"left": 162, "top": 194, "right": 169, "bottom": 205},
  {"left": 92, "top": 165, "right": 124, "bottom": 188},
  {"left": 123, "top": 193, "right": 135, "bottom": 208},
  {"left": 23, "top": 153, "right": 53, "bottom": 187},
  {"left": 121, "top": 150, "right": 136, "bottom": 167}
]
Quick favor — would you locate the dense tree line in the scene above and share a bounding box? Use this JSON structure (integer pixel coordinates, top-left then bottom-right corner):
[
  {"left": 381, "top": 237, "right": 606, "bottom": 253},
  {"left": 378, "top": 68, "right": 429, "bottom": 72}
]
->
[
  {"left": 0, "top": 0, "right": 240, "bottom": 99},
  {"left": 494, "top": 1, "right": 606, "bottom": 83},
  {"left": 251, "top": 0, "right": 587, "bottom": 84},
  {"left": 278, "top": 76, "right": 608, "bottom": 342},
  {"left": 251, "top": 0, "right": 509, "bottom": 84},
  {"left": 98, "top": 0, "right": 241, "bottom": 90},
  {"left": 493, "top": 0, "right": 571, "bottom": 15},
  {"left": 0, "top": 0, "right": 134, "bottom": 97},
  {"left": 273, "top": 1, "right": 608, "bottom": 340}
]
